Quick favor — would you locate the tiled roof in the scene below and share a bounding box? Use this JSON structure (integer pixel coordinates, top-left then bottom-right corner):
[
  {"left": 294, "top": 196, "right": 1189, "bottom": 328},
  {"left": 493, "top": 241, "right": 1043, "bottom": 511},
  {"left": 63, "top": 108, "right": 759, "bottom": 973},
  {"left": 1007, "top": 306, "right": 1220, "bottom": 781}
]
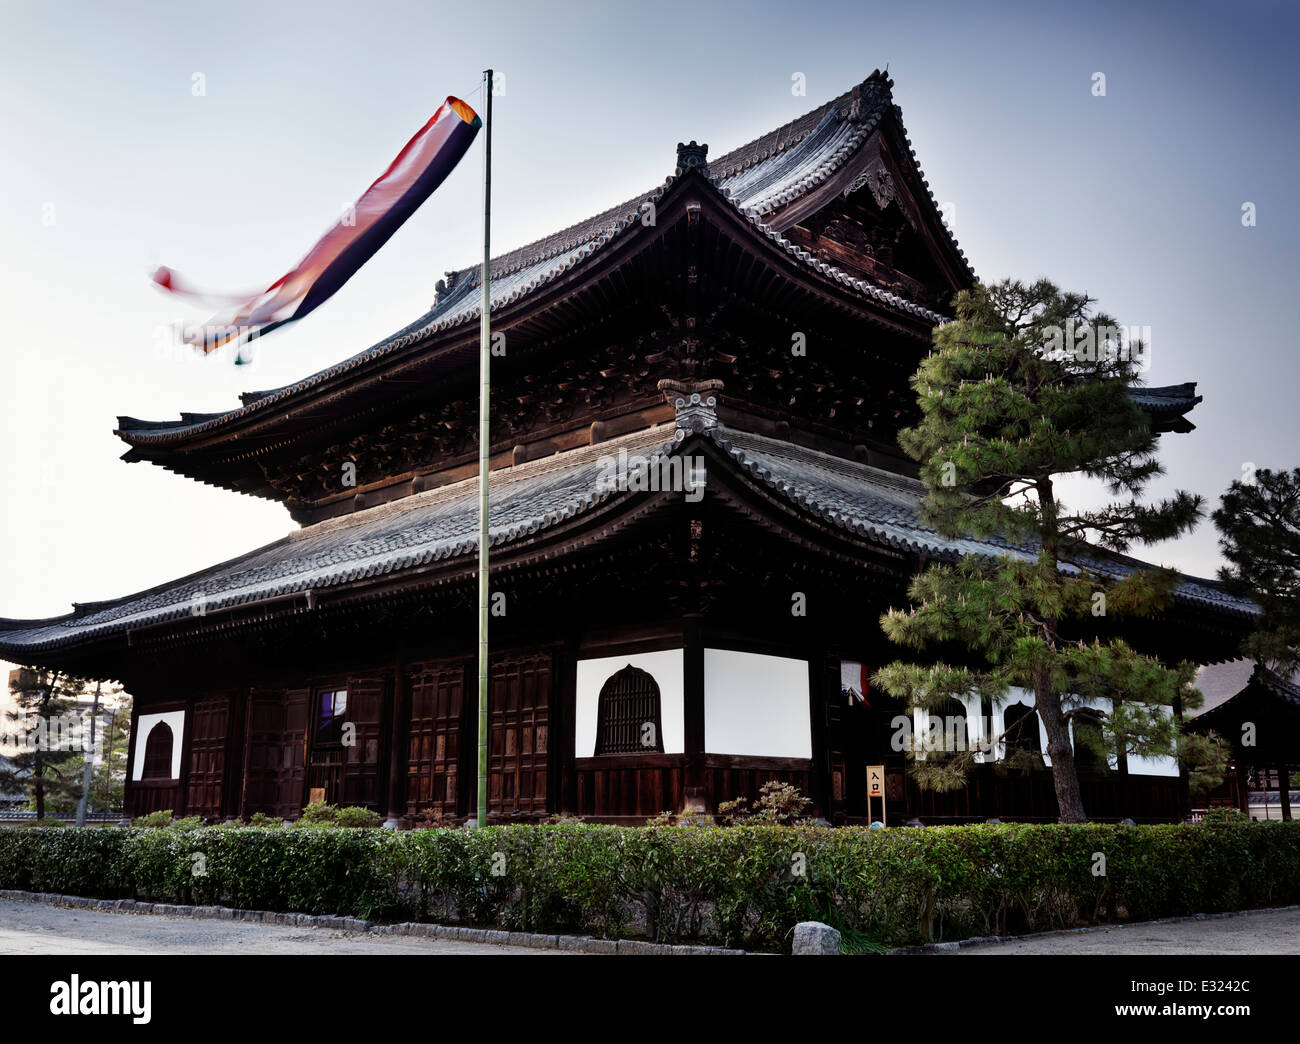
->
[
  {"left": 1130, "top": 383, "right": 1201, "bottom": 412},
  {"left": 0, "top": 423, "right": 1253, "bottom": 655},
  {"left": 1128, "top": 384, "right": 1202, "bottom": 433},
  {"left": 117, "top": 72, "right": 962, "bottom": 446},
  {"left": 0, "top": 425, "right": 674, "bottom": 654},
  {"left": 1191, "top": 665, "right": 1300, "bottom": 734},
  {"left": 709, "top": 427, "right": 1255, "bottom": 619}
]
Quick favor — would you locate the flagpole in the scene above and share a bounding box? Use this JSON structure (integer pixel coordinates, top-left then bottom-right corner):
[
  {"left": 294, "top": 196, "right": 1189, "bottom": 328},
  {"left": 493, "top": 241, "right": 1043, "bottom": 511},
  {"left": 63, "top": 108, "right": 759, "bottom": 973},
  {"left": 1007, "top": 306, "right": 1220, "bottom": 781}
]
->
[{"left": 475, "top": 68, "right": 493, "bottom": 829}]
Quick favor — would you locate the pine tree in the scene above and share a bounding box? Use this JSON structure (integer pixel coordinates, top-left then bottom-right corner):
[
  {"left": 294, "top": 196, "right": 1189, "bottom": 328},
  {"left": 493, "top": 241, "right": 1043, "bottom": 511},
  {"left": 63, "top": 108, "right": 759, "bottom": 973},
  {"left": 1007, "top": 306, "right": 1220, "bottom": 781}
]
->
[
  {"left": 1212, "top": 466, "right": 1300, "bottom": 675},
  {"left": 874, "top": 279, "right": 1215, "bottom": 822},
  {"left": 0, "top": 669, "right": 88, "bottom": 819}
]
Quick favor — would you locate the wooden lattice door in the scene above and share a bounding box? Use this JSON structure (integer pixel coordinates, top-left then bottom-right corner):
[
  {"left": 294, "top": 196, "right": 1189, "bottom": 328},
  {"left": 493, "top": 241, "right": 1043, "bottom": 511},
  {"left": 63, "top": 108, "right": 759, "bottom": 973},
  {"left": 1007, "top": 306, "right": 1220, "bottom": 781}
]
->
[
  {"left": 188, "top": 696, "right": 230, "bottom": 820},
  {"left": 406, "top": 662, "right": 465, "bottom": 817},
  {"left": 242, "top": 688, "right": 307, "bottom": 819},
  {"left": 488, "top": 654, "right": 551, "bottom": 817}
]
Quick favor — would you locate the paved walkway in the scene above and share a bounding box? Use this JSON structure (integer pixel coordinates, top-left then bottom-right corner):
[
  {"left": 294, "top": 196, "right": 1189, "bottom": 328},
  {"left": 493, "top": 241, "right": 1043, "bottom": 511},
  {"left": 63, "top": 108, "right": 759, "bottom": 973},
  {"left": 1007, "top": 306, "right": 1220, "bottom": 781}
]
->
[
  {"left": 3, "top": 895, "right": 1295, "bottom": 955},
  {"left": 954, "top": 907, "right": 1300, "bottom": 954},
  {"left": 0, "top": 899, "right": 565, "bottom": 955}
]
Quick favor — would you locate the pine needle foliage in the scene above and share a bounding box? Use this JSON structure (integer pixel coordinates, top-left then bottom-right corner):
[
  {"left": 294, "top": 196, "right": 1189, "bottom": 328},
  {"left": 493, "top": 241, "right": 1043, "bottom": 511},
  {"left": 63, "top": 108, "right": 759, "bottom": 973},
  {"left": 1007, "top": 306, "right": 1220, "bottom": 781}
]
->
[{"left": 874, "top": 279, "right": 1222, "bottom": 821}]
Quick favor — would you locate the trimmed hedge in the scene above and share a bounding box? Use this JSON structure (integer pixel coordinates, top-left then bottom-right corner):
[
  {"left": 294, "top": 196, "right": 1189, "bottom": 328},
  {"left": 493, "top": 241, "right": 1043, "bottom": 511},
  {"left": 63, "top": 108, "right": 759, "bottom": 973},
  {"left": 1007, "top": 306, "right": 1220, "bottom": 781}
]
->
[{"left": 1, "top": 819, "right": 1298, "bottom": 951}]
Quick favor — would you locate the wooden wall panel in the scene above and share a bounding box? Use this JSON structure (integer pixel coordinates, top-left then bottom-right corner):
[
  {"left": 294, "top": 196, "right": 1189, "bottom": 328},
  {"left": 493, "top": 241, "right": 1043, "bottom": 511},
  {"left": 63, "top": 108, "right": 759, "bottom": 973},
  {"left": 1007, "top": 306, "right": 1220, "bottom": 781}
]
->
[
  {"left": 280, "top": 688, "right": 308, "bottom": 815},
  {"left": 573, "top": 756, "right": 685, "bottom": 820},
  {"left": 241, "top": 688, "right": 307, "bottom": 819},
  {"left": 126, "top": 780, "right": 185, "bottom": 817},
  {"left": 187, "top": 696, "right": 230, "bottom": 820},
  {"left": 302, "top": 676, "right": 386, "bottom": 809},
  {"left": 406, "top": 661, "right": 465, "bottom": 818},
  {"left": 488, "top": 653, "right": 551, "bottom": 817}
]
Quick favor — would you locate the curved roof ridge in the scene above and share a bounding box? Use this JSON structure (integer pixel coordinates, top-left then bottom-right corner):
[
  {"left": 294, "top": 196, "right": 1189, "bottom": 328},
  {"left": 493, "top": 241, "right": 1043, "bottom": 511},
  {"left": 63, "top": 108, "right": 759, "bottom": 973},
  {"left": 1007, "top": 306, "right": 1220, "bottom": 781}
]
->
[
  {"left": 701, "top": 425, "right": 1255, "bottom": 617},
  {"left": 884, "top": 100, "right": 975, "bottom": 282},
  {"left": 437, "top": 74, "right": 891, "bottom": 289}
]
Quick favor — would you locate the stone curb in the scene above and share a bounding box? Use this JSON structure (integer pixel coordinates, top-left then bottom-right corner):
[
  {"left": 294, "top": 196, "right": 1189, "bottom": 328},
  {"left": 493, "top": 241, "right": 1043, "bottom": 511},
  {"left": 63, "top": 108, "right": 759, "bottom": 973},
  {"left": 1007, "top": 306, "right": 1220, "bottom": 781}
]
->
[
  {"left": 0, "top": 889, "right": 746, "bottom": 956},
  {"left": 888, "top": 903, "right": 1300, "bottom": 954}
]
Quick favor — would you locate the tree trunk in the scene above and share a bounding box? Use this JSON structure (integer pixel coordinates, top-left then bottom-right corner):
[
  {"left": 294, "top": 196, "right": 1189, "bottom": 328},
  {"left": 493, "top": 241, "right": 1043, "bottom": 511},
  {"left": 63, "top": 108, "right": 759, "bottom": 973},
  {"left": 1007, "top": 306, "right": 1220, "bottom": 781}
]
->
[
  {"left": 75, "top": 682, "right": 101, "bottom": 828},
  {"left": 1036, "top": 680, "right": 1087, "bottom": 822},
  {"left": 1034, "top": 478, "right": 1087, "bottom": 823},
  {"left": 33, "top": 670, "right": 59, "bottom": 822}
]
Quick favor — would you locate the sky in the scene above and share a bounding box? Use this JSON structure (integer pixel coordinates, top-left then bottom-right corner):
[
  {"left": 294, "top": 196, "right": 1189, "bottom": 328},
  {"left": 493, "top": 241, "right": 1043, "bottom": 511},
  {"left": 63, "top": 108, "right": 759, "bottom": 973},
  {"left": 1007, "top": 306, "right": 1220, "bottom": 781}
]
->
[{"left": 1, "top": 0, "right": 1297, "bottom": 679}]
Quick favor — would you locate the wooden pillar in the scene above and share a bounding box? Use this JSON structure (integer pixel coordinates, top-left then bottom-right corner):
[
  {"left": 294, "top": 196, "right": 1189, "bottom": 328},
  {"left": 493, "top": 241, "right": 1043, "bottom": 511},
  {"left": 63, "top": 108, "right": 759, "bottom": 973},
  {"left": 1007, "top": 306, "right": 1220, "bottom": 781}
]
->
[
  {"left": 224, "top": 685, "right": 249, "bottom": 820},
  {"left": 682, "top": 617, "right": 706, "bottom": 808},
  {"left": 458, "top": 660, "right": 477, "bottom": 819},
  {"left": 177, "top": 699, "right": 195, "bottom": 818},
  {"left": 1279, "top": 764, "right": 1292, "bottom": 822},
  {"left": 122, "top": 701, "right": 142, "bottom": 819},
  {"left": 384, "top": 659, "right": 410, "bottom": 824},
  {"left": 1171, "top": 690, "right": 1190, "bottom": 821},
  {"left": 1114, "top": 696, "right": 1131, "bottom": 820},
  {"left": 553, "top": 640, "right": 578, "bottom": 816},
  {"left": 805, "top": 651, "right": 831, "bottom": 818}
]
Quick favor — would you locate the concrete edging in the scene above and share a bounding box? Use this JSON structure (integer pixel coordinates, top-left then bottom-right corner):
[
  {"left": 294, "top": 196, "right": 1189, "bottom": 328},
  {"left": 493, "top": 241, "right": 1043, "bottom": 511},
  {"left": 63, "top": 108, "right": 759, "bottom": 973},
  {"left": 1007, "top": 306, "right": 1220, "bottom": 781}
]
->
[
  {"left": 889, "top": 903, "right": 1300, "bottom": 953},
  {"left": 0, "top": 889, "right": 747, "bottom": 956}
]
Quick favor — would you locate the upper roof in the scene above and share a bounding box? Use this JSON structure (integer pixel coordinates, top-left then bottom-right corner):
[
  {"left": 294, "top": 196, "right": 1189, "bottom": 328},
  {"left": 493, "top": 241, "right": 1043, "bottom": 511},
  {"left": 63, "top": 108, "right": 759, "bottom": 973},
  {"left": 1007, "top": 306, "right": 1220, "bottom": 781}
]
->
[
  {"left": 1130, "top": 383, "right": 1203, "bottom": 434},
  {"left": 115, "top": 71, "right": 970, "bottom": 453},
  {"left": 0, "top": 419, "right": 1253, "bottom": 659}
]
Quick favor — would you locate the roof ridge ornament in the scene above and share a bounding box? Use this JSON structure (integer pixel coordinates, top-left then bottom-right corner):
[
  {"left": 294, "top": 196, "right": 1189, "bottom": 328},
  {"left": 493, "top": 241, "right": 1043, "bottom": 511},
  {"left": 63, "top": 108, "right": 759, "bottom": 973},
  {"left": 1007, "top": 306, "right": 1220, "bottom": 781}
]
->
[
  {"left": 659, "top": 378, "right": 724, "bottom": 441},
  {"left": 675, "top": 141, "right": 710, "bottom": 177},
  {"left": 848, "top": 69, "right": 893, "bottom": 122}
]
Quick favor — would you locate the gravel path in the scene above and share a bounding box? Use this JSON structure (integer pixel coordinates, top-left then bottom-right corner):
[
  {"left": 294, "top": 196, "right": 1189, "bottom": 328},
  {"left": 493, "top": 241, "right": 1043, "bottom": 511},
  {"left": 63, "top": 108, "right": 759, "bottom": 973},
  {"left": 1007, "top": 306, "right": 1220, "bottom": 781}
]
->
[
  {"left": 953, "top": 907, "right": 1300, "bottom": 954},
  {"left": 0, "top": 898, "right": 567, "bottom": 955}
]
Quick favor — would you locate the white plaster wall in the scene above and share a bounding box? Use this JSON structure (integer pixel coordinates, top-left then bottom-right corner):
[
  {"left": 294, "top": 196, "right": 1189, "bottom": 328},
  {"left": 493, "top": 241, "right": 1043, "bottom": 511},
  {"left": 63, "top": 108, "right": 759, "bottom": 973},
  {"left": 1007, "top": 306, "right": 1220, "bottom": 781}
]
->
[
  {"left": 1074, "top": 696, "right": 1119, "bottom": 771},
  {"left": 992, "top": 691, "right": 1179, "bottom": 777},
  {"left": 703, "top": 649, "right": 811, "bottom": 758},
  {"left": 575, "top": 649, "right": 684, "bottom": 757},
  {"left": 1123, "top": 703, "right": 1180, "bottom": 778},
  {"left": 131, "top": 710, "right": 186, "bottom": 781},
  {"left": 914, "top": 693, "right": 985, "bottom": 761},
  {"left": 994, "top": 688, "right": 1051, "bottom": 764}
]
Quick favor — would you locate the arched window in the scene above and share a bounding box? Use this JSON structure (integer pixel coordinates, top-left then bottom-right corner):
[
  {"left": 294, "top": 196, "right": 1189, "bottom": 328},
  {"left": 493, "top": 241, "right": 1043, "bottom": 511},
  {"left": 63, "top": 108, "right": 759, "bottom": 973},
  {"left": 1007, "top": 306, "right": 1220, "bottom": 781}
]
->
[
  {"left": 1072, "top": 709, "right": 1106, "bottom": 774},
  {"left": 141, "top": 722, "right": 174, "bottom": 780},
  {"left": 595, "top": 666, "right": 664, "bottom": 755},
  {"left": 930, "top": 698, "right": 970, "bottom": 755},
  {"left": 1002, "top": 703, "right": 1042, "bottom": 757}
]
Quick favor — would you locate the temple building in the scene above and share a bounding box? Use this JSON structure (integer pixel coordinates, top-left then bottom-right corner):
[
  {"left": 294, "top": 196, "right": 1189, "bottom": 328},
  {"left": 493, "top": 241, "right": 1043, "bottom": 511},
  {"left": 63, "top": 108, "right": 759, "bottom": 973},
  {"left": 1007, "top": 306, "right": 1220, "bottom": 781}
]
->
[
  {"left": 0, "top": 72, "right": 1255, "bottom": 824},
  {"left": 1191, "top": 661, "right": 1298, "bottom": 820}
]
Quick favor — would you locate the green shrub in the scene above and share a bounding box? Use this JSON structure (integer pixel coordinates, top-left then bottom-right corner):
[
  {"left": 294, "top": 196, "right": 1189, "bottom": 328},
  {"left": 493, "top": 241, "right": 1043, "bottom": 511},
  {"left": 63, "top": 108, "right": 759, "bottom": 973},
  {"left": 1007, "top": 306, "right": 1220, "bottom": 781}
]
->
[
  {"left": 334, "top": 806, "right": 382, "bottom": 828},
  {"left": 0, "top": 819, "right": 1297, "bottom": 951},
  {"left": 718, "top": 781, "right": 811, "bottom": 825},
  {"left": 292, "top": 803, "right": 381, "bottom": 828},
  {"left": 296, "top": 802, "right": 338, "bottom": 825},
  {"left": 133, "top": 810, "right": 174, "bottom": 828}
]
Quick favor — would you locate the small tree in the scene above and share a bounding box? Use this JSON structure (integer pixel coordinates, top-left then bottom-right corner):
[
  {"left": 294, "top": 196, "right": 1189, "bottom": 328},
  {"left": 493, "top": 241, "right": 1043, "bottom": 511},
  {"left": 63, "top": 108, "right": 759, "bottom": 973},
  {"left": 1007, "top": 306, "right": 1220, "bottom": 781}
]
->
[
  {"left": 874, "top": 279, "right": 1217, "bottom": 822},
  {"left": 1212, "top": 466, "right": 1300, "bottom": 675},
  {"left": 0, "top": 669, "right": 87, "bottom": 819}
]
